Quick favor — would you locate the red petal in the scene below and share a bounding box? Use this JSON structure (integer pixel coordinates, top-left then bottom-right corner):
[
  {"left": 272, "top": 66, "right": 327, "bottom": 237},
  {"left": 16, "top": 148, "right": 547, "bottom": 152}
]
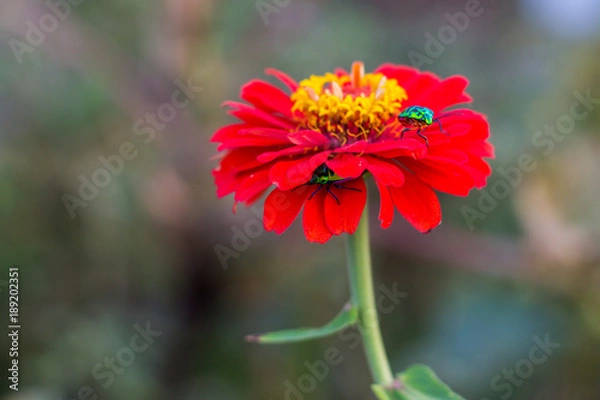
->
[
  {"left": 212, "top": 125, "right": 291, "bottom": 150},
  {"left": 323, "top": 178, "right": 367, "bottom": 235},
  {"left": 432, "top": 76, "right": 472, "bottom": 111},
  {"left": 263, "top": 186, "right": 312, "bottom": 234},
  {"left": 376, "top": 65, "right": 472, "bottom": 116},
  {"left": 303, "top": 190, "right": 333, "bottom": 244},
  {"left": 402, "top": 72, "right": 440, "bottom": 99},
  {"left": 239, "top": 127, "right": 290, "bottom": 140},
  {"left": 234, "top": 169, "right": 272, "bottom": 202},
  {"left": 269, "top": 152, "right": 331, "bottom": 190},
  {"left": 482, "top": 142, "right": 495, "bottom": 158},
  {"left": 214, "top": 149, "right": 272, "bottom": 199},
  {"left": 288, "top": 130, "right": 330, "bottom": 146},
  {"left": 402, "top": 159, "right": 475, "bottom": 196},
  {"left": 211, "top": 123, "right": 249, "bottom": 143},
  {"left": 408, "top": 76, "right": 472, "bottom": 113},
  {"left": 334, "top": 67, "right": 349, "bottom": 76},
  {"left": 375, "top": 179, "right": 394, "bottom": 229},
  {"left": 216, "top": 135, "right": 291, "bottom": 151},
  {"left": 214, "top": 169, "right": 242, "bottom": 198},
  {"left": 461, "top": 156, "right": 492, "bottom": 188},
  {"left": 265, "top": 68, "right": 299, "bottom": 92},
  {"left": 224, "top": 101, "right": 295, "bottom": 129},
  {"left": 257, "top": 146, "right": 311, "bottom": 163},
  {"left": 244, "top": 188, "right": 269, "bottom": 207},
  {"left": 335, "top": 139, "right": 426, "bottom": 159},
  {"left": 425, "top": 147, "right": 469, "bottom": 164},
  {"left": 215, "top": 148, "right": 264, "bottom": 175},
  {"left": 375, "top": 64, "right": 420, "bottom": 85},
  {"left": 241, "top": 80, "right": 293, "bottom": 117},
  {"left": 214, "top": 151, "right": 265, "bottom": 198},
  {"left": 460, "top": 141, "right": 495, "bottom": 158},
  {"left": 363, "top": 156, "right": 405, "bottom": 186},
  {"left": 389, "top": 170, "right": 441, "bottom": 233},
  {"left": 435, "top": 110, "right": 490, "bottom": 141},
  {"left": 325, "top": 154, "right": 367, "bottom": 179},
  {"left": 215, "top": 166, "right": 264, "bottom": 198}
]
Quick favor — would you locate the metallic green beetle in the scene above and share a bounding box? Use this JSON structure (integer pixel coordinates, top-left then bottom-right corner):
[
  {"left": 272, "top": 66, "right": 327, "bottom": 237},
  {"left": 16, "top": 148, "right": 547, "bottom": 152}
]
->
[
  {"left": 306, "top": 164, "right": 361, "bottom": 204},
  {"left": 398, "top": 105, "right": 435, "bottom": 126},
  {"left": 397, "top": 105, "right": 461, "bottom": 146}
]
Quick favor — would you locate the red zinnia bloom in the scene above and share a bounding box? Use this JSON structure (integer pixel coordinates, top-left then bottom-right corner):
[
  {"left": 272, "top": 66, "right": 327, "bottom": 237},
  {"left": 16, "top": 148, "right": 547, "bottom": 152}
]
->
[{"left": 212, "top": 62, "right": 494, "bottom": 243}]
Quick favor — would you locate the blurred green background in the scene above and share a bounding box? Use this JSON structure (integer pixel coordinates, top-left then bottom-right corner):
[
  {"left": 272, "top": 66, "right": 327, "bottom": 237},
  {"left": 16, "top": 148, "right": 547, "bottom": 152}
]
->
[{"left": 1, "top": 0, "right": 599, "bottom": 399}]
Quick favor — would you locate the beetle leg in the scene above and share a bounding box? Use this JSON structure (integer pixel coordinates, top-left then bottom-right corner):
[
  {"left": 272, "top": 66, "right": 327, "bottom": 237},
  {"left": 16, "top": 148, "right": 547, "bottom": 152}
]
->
[
  {"left": 326, "top": 186, "right": 340, "bottom": 205},
  {"left": 416, "top": 129, "right": 429, "bottom": 147},
  {"left": 308, "top": 185, "right": 322, "bottom": 200},
  {"left": 400, "top": 128, "right": 410, "bottom": 139}
]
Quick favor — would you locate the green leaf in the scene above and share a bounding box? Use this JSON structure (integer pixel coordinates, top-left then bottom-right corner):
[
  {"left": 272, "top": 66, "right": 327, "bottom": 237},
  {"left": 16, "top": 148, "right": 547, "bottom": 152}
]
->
[
  {"left": 245, "top": 303, "right": 358, "bottom": 344},
  {"left": 372, "top": 365, "right": 466, "bottom": 400}
]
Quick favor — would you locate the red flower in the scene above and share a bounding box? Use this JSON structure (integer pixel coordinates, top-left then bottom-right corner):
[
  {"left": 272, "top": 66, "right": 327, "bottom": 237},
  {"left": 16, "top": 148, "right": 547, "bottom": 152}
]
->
[{"left": 212, "top": 62, "right": 494, "bottom": 243}]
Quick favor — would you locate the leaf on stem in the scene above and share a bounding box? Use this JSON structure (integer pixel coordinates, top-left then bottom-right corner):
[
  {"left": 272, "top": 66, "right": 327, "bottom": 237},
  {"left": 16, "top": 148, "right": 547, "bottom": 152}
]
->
[
  {"left": 245, "top": 303, "right": 358, "bottom": 344},
  {"left": 371, "top": 364, "right": 466, "bottom": 400}
]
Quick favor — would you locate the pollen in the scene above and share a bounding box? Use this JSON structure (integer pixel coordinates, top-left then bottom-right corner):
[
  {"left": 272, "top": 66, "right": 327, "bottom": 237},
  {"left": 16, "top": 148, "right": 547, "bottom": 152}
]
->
[{"left": 291, "top": 62, "right": 407, "bottom": 143}]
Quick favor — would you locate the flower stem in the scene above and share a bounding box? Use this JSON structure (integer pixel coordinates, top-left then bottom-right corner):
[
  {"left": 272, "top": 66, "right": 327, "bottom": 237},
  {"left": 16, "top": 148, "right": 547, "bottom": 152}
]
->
[{"left": 345, "top": 206, "right": 394, "bottom": 385}]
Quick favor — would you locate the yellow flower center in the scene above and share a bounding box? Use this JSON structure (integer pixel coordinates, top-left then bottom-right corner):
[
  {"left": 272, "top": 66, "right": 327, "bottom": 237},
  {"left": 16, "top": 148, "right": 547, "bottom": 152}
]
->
[{"left": 290, "top": 62, "right": 407, "bottom": 144}]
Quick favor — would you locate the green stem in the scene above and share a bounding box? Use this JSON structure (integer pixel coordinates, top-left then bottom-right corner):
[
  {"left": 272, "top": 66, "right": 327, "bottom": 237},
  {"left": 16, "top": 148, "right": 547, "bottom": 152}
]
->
[{"left": 345, "top": 206, "right": 394, "bottom": 385}]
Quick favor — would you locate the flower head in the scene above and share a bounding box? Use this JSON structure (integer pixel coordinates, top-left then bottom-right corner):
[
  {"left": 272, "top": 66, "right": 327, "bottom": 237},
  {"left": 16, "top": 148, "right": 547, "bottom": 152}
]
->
[{"left": 212, "top": 62, "right": 494, "bottom": 243}]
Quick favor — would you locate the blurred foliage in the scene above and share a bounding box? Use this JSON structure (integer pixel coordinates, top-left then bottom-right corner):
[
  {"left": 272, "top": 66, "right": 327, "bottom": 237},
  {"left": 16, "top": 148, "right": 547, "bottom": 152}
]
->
[{"left": 0, "top": 0, "right": 599, "bottom": 399}]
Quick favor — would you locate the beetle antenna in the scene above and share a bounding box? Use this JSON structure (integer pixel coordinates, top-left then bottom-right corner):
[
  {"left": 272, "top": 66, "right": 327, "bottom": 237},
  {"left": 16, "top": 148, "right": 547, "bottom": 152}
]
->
[
  {"left": 437, "top": 111, "right": 467, "bottom": 119},
  {"left": 333, "top": 184, "right": 362, "bottom": 193},
  {"left": 435, "top": 119, "right": 449, "bottom": 136}
]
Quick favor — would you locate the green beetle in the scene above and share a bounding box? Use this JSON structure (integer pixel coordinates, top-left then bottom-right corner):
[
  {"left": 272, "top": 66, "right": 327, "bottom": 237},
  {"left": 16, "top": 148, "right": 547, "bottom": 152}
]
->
[
  {"left": 306, "top": 164, "right": 361, "bottom": 204},
  {"left": 397, "top": 105, "right": 461, "bottom": 146}
]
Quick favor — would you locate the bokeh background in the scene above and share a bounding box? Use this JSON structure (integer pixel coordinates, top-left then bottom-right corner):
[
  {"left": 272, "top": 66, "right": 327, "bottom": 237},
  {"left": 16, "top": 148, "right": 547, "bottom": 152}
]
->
[{"left": 1, "top": 0, "right": 600, "bottom": 399}]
